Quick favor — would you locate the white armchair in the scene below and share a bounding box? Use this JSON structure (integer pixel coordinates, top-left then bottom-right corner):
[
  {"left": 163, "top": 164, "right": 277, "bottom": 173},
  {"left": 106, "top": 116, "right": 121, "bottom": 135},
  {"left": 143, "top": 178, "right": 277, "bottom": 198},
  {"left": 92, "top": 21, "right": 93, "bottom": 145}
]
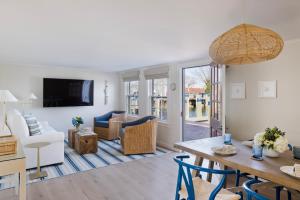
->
[{"left": 6, "top": 110, "right": 64, "bottom": 169}]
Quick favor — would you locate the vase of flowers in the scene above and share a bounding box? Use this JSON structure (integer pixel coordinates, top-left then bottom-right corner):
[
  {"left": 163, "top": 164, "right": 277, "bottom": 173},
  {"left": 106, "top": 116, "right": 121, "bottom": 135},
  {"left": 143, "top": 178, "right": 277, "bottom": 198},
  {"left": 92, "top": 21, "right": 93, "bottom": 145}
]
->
[
  {"left": 72, "top": 116, "right": 84, "bottom": 131},
  {"left": 254, "top": 127, "right": 289, "bottom": 158}
]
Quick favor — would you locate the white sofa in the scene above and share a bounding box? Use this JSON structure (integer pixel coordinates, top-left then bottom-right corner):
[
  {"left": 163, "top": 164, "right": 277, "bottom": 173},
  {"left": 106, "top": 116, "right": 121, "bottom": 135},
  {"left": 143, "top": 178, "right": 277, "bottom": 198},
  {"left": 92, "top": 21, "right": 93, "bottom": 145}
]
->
[{"left": 6, "top": 110, "right": 64, "bottom": 169}]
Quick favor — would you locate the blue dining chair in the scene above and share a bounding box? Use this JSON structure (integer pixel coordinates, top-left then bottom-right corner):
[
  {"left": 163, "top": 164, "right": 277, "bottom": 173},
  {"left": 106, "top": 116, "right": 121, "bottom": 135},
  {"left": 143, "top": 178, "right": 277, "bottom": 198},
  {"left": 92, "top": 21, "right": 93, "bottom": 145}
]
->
[
  {"left": 174, "top": 155, "right": 241, "bottom": 200},
  {"left": 243, "top": 179, "right": 270, "bottom": 200},
  {"left": 237, "top": 142, "right": 292, "bottom": 200}
]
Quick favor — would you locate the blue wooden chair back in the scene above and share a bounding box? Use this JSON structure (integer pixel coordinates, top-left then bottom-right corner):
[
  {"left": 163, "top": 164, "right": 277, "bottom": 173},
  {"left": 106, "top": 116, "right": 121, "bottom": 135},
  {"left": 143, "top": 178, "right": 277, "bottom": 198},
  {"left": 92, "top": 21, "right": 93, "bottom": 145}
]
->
[
  {"left": 243, "top": 179, "right": 270, "bottom": 200},
  {"left": 174, "top": 155, "right": 237, "bottom": 200}
]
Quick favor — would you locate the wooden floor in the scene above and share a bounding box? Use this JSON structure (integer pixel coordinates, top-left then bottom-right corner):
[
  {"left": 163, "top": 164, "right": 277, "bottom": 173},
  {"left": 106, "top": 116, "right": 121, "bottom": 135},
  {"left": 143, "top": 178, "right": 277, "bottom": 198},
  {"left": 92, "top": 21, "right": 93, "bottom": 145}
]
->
[
  {"left": 0, "top": 153, "right": 178, "bottom": 200},
  {"left": 0, "top": 152, "right": 298, "bottom": 200}
]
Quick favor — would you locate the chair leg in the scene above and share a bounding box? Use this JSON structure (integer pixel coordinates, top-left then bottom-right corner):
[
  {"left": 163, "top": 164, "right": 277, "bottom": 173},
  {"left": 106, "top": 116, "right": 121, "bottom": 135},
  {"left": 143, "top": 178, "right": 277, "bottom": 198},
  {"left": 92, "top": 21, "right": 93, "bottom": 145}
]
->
[
  {"left": 287, "top": 190, "right": 292, "bottom": 200},
  {"left": 192, "top": 156, "right": 203, "bottom": 177},
  {"left": 207, "top": 161, "right": 214, "bottom": 182},
  {"left": 275, "top": 186, "right": 282, "bottom": 200},
  {"left": 237, "top": 191, "right": 243, "bottom": 200},
  {"left": 235, "top": 170, "right": 241, "bottom": 187}
]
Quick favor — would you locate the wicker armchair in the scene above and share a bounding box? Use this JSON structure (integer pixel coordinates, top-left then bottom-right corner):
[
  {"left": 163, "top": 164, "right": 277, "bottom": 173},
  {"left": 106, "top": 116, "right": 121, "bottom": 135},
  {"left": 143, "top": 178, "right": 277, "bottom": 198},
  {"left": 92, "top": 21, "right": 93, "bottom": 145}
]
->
[
  {"left": 94, "top": 111, "right": 125, "bottom": 140},
  {"left": 120, "top": 116, "right": 157, "bottom": 155}
]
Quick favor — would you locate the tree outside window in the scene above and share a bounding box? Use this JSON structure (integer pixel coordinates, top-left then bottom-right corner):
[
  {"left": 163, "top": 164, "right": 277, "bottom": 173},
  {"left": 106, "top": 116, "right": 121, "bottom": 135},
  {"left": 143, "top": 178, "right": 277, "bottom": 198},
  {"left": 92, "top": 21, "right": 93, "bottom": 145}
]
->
[{"left": 150, "top": 78, "right": 168, "bottom": 120}]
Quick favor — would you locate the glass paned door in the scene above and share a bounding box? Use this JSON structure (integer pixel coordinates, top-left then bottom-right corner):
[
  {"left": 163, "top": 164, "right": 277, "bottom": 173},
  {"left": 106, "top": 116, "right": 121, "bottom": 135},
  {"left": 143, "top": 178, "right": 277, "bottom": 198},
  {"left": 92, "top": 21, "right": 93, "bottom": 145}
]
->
[
  {"left": 182, "top": 65, "right": 211, "bottom": 141},
  {"left": 210, "top": 63, "right": 224, "bottom": 137}
]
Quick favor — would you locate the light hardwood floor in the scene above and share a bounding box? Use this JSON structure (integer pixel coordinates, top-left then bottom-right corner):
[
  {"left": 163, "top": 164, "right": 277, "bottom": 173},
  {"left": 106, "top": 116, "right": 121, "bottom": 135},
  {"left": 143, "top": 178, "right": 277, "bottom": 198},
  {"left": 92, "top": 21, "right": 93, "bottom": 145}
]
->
[
  {"left": 0, "top": 153, "right": 298, "bottom": 200},
  {"left": 0, "top": 153, "right": 178, "bottom": 200}
]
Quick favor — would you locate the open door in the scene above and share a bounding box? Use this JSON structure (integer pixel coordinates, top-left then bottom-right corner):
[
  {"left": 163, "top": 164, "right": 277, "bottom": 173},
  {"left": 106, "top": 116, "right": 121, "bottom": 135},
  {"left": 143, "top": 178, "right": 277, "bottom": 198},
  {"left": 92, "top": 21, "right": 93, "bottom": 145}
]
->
[
  {"left": 182, "top": 65, "right": 211, "bottom": 141},
  {"left": 210, "top": 63, "right": 225, "bottom": 137}
]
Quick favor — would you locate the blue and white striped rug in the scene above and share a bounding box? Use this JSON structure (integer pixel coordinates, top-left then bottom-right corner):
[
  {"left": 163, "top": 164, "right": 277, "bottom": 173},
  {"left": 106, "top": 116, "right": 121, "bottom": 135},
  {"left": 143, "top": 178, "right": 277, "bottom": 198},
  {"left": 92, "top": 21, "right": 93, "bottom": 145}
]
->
[{"left": 0, "top": 140, "right": 171, "bottom": 190}]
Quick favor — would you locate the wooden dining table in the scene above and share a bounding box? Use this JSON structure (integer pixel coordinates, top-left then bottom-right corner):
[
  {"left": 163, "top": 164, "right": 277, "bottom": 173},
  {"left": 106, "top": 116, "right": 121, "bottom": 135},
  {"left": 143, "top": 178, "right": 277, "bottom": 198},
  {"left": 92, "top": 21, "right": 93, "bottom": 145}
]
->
[{"left": 174, "top": 136, "right": 300, "bottom": 192}]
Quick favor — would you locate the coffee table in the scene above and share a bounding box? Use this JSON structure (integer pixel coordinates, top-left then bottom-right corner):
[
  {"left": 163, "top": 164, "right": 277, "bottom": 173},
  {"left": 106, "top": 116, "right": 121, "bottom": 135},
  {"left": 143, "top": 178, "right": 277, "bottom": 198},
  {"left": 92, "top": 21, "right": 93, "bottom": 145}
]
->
[{"left": 68, "top": 128, "right": 98, "bottom": 154}]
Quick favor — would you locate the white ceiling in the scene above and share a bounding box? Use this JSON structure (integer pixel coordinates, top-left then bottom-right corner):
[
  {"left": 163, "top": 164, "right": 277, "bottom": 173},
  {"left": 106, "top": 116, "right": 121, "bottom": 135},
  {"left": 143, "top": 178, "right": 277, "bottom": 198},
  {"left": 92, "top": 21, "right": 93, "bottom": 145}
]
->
[{"left": 0, "top": 0, "right": 300, "bottom": 72}]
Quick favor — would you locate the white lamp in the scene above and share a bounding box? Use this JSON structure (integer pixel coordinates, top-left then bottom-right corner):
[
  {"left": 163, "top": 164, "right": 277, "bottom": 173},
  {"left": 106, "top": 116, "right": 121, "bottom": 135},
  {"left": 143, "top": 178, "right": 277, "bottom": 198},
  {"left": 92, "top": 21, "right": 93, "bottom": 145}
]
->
[
  {"left": 21, "top": 92, "right": 37, "bottom": 114},
  {"left": 27, "top": 93, "right": 38, "bottom": 101},
  {"left": 0, "top": 90, "right": 18, "bottom": 136}
]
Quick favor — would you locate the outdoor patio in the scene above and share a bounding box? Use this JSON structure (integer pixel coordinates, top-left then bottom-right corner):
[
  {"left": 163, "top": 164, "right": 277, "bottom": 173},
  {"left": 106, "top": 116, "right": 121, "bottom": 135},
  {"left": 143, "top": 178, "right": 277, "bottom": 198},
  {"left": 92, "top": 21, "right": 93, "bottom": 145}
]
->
[{"left": 183, "top": 121, "right": 210, "bottom": 141}]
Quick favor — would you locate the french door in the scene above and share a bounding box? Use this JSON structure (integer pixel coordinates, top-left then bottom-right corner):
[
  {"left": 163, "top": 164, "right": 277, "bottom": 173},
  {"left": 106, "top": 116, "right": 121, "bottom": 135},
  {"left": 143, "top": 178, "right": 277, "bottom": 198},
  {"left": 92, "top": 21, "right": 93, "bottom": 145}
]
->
[{"left": 210, "top": 63, "right": 225, "bottom": 137}]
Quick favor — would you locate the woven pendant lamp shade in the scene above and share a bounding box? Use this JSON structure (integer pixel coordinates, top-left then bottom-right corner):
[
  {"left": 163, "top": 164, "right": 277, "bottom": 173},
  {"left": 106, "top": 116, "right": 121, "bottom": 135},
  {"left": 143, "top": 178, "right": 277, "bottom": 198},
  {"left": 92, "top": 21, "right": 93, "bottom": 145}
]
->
[{"left": 209, "top": 24, "right": 284, "bottom": 65}]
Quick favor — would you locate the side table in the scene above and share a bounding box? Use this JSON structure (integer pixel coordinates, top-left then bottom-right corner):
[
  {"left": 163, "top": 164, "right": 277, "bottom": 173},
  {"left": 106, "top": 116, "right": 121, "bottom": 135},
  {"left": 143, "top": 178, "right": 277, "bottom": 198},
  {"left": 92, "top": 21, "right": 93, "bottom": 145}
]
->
[
  {"left": 0, "top": 139, "right": 26, "bottom": 200},
  {"left": 25, "top": 142, "right": 50, "bottom": 180},
  {"left": 74, "top": 132, "right": 98, "bottom": 154}
]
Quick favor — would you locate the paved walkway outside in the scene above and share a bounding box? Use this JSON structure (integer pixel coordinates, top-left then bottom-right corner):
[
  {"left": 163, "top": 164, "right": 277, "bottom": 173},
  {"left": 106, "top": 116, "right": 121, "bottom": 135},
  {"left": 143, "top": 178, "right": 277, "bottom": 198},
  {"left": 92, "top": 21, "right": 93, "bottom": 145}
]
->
[{"left": 183, "top": 120, "right": 210, "bottom": 141}]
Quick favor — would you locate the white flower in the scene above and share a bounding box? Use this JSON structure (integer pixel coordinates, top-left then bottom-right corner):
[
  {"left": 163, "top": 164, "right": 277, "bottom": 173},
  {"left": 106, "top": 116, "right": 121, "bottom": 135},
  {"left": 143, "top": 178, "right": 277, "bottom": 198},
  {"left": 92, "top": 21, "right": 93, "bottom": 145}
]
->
[
  {"left": 274, "top": 136, "right": 289, "bottom": 153},
  {"left": 254, "top": 132, "right": 265, "bottom": 146}
]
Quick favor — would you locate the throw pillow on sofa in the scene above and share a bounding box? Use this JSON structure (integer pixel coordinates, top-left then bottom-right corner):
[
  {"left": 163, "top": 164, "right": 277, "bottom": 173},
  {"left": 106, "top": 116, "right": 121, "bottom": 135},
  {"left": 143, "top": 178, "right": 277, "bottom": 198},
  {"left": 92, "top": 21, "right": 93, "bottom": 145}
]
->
[{"left": 23, "top": 114, "right": 42, "bottom": 136}]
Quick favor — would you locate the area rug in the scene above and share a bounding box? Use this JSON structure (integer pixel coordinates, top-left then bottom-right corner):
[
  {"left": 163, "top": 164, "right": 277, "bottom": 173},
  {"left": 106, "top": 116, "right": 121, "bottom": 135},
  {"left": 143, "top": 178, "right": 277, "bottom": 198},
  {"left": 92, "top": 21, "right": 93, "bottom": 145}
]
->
[{"left": 0, "top": 140, "right": 171, "bottom": 190}]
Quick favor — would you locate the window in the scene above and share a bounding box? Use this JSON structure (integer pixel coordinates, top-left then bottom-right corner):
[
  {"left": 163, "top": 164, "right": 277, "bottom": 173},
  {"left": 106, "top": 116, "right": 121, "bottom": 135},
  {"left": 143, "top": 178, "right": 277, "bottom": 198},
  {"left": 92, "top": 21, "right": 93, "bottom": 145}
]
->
[
  {"left": 125, "top": 81, "right": 139, "bottom": 115},
  {"left": 150, "top": 78, "right": 168, "bottom": 120}
]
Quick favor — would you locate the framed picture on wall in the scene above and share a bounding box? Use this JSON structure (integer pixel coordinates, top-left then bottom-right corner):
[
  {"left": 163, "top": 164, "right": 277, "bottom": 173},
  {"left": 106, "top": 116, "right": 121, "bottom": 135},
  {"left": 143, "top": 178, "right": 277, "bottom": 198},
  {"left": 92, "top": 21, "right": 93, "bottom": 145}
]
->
[
  {"left": 231, "top": 82, "right": 246, "bottom": 99},
  {"left": 258, "top": 80, "right": 277, "bottom": 98}
]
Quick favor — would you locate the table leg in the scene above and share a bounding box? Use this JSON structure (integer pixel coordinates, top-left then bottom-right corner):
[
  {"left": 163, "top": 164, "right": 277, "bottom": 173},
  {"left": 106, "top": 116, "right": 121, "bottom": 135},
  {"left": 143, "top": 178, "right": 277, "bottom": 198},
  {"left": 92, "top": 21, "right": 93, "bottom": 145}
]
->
[
  {"left": 192, "top": 156, "right": 203, "bottom": 177},
  {"left": 19, "top": 169, "right": 26, "bottom": 200},
  {"left": 14, "top": 173, "right": 19, "bottom": 195},
  {"left": 220, "top": 165, "right": 228, "bottom": 188},
  {"left": 207, "top": 161, "right": 214, "bottom": 182},
  {"left": 37, "top": 147, "right": 41, "bottom": 176}
]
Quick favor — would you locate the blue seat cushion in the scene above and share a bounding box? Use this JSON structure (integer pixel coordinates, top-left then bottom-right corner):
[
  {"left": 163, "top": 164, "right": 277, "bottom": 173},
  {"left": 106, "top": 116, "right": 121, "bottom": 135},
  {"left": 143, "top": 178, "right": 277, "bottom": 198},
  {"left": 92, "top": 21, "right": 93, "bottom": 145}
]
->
[
  {"left": 95, "top": 121, "right": 109, "bottom": 128},
  {"left": 122, "top": 116, "right": 156, "bottom": 128}
]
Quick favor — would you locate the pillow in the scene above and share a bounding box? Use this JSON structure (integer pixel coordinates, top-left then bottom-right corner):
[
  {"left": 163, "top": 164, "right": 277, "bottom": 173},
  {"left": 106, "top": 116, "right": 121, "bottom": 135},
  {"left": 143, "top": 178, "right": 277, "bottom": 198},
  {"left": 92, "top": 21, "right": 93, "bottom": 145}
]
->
[
  {"left": 23, "top": 114, "right": 42, "bottom": 136},
  {"left": 112, "top": 113, "right": 121, "bottom": 118}
]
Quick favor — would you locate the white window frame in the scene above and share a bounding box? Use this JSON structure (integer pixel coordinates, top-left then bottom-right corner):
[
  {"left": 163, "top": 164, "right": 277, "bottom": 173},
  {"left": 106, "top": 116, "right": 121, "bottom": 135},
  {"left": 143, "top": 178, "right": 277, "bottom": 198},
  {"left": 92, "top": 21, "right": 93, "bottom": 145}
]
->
[
  {"left": 125, "top": 81, "right": 139, "bottom": 116},
  {"left": 149, "top": 78, "right": 168, "bottom": 121}
]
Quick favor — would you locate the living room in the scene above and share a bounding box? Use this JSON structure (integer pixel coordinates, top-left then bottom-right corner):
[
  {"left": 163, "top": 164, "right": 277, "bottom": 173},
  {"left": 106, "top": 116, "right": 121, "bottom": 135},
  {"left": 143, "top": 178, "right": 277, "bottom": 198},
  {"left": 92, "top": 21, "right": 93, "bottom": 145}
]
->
[{"left": 1, "top": 1, "right": 300, "bottom": 200}]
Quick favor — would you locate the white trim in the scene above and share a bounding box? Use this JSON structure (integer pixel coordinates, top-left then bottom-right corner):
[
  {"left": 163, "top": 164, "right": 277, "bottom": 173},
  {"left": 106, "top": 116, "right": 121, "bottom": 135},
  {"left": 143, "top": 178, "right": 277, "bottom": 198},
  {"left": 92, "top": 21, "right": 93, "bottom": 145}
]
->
[{"left": 222, "top": 65, "right": 226, "bottom": 135}]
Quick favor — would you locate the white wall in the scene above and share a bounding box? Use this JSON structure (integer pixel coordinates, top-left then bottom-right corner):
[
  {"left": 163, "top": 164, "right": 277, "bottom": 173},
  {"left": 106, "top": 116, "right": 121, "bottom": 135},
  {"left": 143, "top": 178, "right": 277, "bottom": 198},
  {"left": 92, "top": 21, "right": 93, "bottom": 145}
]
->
[
  {"left": 119, "top": 58, "right": 210, "bottom": 150},
  {"left": 226, "top": 39, "right": 300, "bottom": 145},
  {"left": 0, "top": 64, "right": 120, "bottom": 134}
]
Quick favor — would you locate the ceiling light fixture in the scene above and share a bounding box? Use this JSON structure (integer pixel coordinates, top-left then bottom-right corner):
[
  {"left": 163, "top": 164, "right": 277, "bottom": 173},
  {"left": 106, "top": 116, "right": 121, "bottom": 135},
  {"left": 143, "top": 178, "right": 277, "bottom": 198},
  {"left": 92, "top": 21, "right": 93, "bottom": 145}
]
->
[{"left": 209, "top": 1, "right": 284, "bottom": 65}]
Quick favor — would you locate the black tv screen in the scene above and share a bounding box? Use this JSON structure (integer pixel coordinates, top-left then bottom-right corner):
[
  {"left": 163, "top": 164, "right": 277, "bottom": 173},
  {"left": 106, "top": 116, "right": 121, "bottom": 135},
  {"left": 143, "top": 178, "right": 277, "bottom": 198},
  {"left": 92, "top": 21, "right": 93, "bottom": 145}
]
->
[{"left": 43, "top": 78, "right": 94, "bottom": 107}]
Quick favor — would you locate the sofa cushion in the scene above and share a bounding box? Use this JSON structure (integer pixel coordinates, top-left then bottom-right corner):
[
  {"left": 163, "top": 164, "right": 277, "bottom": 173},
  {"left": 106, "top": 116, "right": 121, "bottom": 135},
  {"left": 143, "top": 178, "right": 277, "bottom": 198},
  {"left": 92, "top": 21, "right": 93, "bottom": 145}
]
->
[
  {"left": 95, "top": 120, "right": 109, "bottom": 128},
  {"left": 23, "top": 114, "right": 42, "bottom": 136},
  {"left": 112, "top": 113, "right": 121, "bottom": 118},
  {"left": 6, "top": 109, "right": 30, "bottom": 138},
  {"left": 95, "top": 111, "right": 126, "bottom": 122}
]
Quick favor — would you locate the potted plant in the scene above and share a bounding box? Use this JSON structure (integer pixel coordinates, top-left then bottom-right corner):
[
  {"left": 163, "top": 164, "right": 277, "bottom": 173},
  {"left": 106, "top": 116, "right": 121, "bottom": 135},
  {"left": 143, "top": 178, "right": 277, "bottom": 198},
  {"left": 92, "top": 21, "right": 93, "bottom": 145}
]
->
[
  {"left": 254, "top": 127, "right": 289, "bottom": 157},
  {"left": 72, "top": 116, "right": 84, "bottom": 131}
]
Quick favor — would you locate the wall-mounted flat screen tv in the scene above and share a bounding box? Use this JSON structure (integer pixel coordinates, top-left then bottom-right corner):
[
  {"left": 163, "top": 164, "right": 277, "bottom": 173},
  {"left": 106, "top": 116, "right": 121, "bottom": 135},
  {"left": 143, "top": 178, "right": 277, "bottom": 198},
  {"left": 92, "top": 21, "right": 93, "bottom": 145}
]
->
[{"left": 43, "top": 78, "right": 94, "bottom": 107}]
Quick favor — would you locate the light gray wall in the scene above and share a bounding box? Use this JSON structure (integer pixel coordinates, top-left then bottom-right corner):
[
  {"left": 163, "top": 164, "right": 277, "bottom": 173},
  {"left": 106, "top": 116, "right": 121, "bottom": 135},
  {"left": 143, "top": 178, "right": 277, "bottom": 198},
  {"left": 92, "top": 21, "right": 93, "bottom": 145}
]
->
[
  {"left": 0, "top": 64, "right": 120, "bottom": 134},
  {"left": 226, "top": 39, "right": 300, "bottom": 145}
]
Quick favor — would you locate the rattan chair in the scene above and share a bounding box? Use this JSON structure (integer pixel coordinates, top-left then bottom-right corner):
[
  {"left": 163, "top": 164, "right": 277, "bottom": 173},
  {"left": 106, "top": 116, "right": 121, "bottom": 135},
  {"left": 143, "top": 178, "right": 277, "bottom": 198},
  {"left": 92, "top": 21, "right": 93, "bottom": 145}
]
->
[
  {"left": 94, "top": 111, "right": 125, "bottom": 140},
  {"left": 120, "top": 116, "right": 157, "bottom": 155}
]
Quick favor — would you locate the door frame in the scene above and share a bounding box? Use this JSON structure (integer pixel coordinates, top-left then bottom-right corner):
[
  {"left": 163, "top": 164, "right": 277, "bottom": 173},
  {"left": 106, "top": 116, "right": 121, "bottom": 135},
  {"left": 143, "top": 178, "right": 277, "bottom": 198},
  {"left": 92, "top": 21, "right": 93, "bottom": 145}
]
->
[
  {"left": 210, "top": 63, "right": 226, "bottom": 137},
  {"left": 181, "top": 64, "right": 211, "bottom": 141}
]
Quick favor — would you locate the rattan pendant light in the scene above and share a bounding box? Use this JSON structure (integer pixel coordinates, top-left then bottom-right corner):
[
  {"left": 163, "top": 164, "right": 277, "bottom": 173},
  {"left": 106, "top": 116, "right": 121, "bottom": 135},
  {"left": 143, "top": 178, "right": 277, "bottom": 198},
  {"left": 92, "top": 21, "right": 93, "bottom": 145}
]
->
[{"left": 209, "top": 23, "right": 284, "bottom": 65}]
